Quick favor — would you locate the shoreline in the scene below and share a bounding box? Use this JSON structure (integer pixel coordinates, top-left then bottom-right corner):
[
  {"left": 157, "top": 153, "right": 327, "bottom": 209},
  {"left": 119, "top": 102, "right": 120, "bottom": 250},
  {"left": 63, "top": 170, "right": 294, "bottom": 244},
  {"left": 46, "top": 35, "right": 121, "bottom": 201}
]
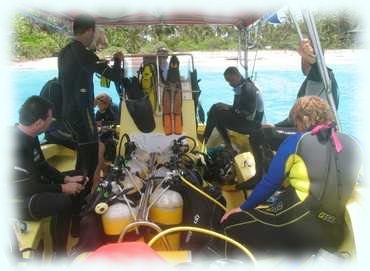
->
[{"left": 11, "top": 49, "right": 359, "bottom": 70}]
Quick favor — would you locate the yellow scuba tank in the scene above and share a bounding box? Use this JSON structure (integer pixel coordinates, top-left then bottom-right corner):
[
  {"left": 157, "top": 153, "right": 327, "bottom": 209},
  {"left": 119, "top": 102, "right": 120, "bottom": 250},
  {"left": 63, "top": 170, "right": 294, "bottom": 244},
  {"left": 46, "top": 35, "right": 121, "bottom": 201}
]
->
[
  {"left": 148, "top": 189, "right": 183, "bottom": 250},
  {"left": 140, "top": 64, "right": 157, "bottom": 111},
  {"left": 101, "top": 203, "right": 137, "bottom": 236}
]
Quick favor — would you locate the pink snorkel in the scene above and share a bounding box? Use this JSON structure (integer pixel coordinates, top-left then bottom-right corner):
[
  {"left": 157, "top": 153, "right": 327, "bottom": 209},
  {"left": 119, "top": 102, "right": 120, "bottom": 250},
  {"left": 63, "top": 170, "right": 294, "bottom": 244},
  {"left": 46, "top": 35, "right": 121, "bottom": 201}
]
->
[{"left": 311, "top": 122, "right": 343, "bottom": 153}]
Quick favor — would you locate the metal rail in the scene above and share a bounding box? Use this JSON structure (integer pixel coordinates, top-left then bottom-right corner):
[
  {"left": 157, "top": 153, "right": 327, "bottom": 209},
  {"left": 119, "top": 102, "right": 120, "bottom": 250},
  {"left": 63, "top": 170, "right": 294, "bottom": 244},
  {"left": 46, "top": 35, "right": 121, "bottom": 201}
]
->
[{"left": 301, "top": 10, "right": 341, "bottom": 130}]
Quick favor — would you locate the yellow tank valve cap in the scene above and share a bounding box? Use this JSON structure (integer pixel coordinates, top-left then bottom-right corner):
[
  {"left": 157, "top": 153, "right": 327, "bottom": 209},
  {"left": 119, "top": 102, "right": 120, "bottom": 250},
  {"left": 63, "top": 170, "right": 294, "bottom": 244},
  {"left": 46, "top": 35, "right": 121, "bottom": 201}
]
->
[{"left": 95, "top": 202, "right": 109, "bottom": 215}]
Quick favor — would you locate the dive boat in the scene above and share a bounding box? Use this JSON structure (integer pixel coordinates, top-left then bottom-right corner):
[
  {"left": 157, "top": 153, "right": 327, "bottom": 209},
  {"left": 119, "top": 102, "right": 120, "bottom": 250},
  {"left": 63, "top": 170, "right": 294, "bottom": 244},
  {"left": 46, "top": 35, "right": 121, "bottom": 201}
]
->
[{"left": 12, "top": 5, "right": 365, "bottom": 268}]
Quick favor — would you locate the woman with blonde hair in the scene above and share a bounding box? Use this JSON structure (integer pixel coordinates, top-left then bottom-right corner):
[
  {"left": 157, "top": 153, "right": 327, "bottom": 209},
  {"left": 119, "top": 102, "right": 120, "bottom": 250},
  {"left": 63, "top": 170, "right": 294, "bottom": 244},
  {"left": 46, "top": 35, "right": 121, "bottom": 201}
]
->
[{"left": 221, "top": 96, "right": 361, "bottom": 257}]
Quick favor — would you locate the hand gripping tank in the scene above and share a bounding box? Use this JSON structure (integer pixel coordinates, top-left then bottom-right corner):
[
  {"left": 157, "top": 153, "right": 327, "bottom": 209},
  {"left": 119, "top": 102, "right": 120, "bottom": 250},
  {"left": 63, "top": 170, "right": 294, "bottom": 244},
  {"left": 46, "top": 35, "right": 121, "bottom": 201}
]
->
[{"left": 149, "top": 189, "right": 183, "bottom": 249}]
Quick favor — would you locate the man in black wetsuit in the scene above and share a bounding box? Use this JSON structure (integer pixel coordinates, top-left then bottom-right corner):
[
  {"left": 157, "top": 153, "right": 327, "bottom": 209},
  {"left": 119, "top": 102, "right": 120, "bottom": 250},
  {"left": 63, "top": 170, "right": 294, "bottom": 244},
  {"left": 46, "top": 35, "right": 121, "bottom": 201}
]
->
[
  {"left": 95, "top": 93, "right": 120, "bottom": 127},
  {"left": 263, "top": 39, "right": 339, "bottom": 150},
  {"left": 203, "top": 66, "right": 264, "bottom": 150},
  {"left": 58, "top": 14, "right": 124, "bottom": 195},
  {"left": 203, "top": 67, "right": 266, "bottom": 182},
  {"left": 13, "top": 96, "right": 86, "bottom": 257}
]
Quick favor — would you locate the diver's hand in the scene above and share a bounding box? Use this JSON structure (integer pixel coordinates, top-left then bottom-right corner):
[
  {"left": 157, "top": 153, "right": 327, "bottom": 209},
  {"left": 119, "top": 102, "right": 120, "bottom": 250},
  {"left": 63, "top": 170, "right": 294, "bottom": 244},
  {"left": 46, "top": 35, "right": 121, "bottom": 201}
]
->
[
  {"left": 220, "top": 207, "right": 242, "bottom": 223},
  {"left": 298, "top": 39, "right": 316, "bottom": 64},
  {"left": 96, "top": 120, "right": 102, "bottom": 127},
  {"left": 64, "top": 175, "right": 85, "bottom": 184},
  {"left": 61, "top": 182, "right": 83, "bottom": 195},
  {"left": 262, "top": 123, "right": 274, "bottom": 129},
  {"left": 113, "top": 51, "right": 124, "bottom": 61}
]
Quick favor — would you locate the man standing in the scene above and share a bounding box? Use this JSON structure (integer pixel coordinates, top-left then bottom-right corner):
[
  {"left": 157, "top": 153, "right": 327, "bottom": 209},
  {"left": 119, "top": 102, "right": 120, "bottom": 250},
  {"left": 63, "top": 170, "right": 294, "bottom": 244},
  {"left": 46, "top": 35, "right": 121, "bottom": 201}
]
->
[
  {"left": 13, "top": 96, "right": 85, "bottom": 257},
  {"left": 58, "top": 14, "right": 124, "bottom": 194}
]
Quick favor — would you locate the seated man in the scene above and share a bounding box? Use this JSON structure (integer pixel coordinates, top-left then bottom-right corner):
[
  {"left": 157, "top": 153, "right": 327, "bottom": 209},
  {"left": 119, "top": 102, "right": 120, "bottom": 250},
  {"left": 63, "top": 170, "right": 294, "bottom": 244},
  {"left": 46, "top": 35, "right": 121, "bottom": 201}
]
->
[
  {"left": 263, "top": 39, "right": 339, "bottom": 150},
  {"left": 203, "top": 67, "right": 264, "bottom": 149},
  {"left": 221, "top": 96, "right": 361, "bottom": 257},
  {"left": 93, "top": 93, "right": 120, "bottom": 186},
  {"left": 95, "top": 92, "right": 120, "bottom": 127},
  {"left": 203, "top": 67, "right": 265, "bottom": 179},
  {"left": 12, "top": 96, "right": 86, "bottom": 257}
]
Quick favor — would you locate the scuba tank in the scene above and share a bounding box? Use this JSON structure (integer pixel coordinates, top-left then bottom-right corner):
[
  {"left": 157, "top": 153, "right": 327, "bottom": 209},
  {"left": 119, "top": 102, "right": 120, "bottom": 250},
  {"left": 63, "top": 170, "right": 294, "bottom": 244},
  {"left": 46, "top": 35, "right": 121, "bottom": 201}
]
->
[
  {"left": 101, "top": 203, "right": 137, "bottom": 236},
  {"left": 148, "top": 188, "right": 183, "bottom": 250}
]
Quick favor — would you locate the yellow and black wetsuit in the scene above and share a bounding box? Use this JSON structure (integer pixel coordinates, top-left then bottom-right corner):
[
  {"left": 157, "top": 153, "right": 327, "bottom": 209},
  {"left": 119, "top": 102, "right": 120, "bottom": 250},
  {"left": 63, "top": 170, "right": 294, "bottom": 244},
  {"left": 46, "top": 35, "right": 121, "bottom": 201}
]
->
[{"left": 223, "top": 127, "right": 361, "bottom": 257}]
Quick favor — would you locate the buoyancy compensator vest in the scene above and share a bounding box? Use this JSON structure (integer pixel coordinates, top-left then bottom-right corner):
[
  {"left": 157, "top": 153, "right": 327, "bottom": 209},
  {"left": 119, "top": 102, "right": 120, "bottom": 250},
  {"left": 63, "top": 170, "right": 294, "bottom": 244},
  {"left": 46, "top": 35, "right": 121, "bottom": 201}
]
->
[
  {"left": 40, "top": 77, "right": 77, "bottom": 149},
  {"left": 296, "top": 127, "right": 361, "bottom": 224},
  {"left": 169, "top": 168, "right": 226, "bottom": 254}
]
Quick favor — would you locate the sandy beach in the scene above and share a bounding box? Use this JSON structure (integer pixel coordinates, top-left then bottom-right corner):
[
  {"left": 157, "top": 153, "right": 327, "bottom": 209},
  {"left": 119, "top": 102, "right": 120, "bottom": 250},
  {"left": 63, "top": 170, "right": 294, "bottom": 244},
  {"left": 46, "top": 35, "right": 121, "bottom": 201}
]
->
[{"left": 11, "top": 49, "right": 359, "bottom": 70}]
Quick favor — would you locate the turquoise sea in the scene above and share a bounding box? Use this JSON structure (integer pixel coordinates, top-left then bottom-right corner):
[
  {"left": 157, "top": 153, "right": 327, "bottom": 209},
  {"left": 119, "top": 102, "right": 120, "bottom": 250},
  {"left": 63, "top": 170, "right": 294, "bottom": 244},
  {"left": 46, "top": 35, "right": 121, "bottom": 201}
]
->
[{"left": 11, "top": 63, "right": 360, "bottom": 139}]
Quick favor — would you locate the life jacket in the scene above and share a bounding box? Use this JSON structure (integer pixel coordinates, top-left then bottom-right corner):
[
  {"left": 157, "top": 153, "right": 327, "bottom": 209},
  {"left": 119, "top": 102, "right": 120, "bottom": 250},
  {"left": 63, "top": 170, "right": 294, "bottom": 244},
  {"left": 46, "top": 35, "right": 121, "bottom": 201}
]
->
[
  {"left": 139, "top": 63, "right": 157, "bottom": 111},
  {"left": 287, "top": 128, "right": 361, "bottom": 223}
]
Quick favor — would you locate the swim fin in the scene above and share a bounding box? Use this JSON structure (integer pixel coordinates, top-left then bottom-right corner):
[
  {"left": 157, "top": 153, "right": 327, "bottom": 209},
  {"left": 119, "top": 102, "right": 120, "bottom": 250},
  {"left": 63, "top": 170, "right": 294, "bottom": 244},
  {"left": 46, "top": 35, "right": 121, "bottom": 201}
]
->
[
  {"left": 162, "top": 85, "right": 172, "bottom": 135},
  {"left": 140, "top": 64, "right": 157, "bottom": 111},
  {"left": 173, "top": 87, "right": 183, "bottom": 135},
  {"left": 165, "top": 55, "right": 183, "bottom": 135}
]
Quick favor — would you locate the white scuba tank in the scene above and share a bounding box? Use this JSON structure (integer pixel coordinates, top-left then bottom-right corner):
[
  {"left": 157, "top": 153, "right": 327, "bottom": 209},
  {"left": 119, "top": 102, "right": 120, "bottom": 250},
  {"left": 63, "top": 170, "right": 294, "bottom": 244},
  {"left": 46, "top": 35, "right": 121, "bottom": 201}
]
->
[{"left": 101, "top": 202, "right": 137, "bottom": 236}]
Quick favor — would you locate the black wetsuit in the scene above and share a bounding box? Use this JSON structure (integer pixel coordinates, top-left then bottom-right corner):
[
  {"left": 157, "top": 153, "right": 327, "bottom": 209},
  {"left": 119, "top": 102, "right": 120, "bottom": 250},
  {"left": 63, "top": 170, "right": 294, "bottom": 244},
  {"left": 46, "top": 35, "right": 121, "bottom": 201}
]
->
[
  {"left": 12, "top": 126, "right": 73, "bottom": 256},
  {"left": 40, "top": 77, "right": 77, "bottom": 150},
  {"left": 58, "top": 40, "right": 123, "bottom": 191},
  {"left": 95, "top": 103, "right": 120, "bottom": 126},
  {"left": 263, "top": 63, "right": 339, "bottom": 150},
  {"left": 96, "top": 103, "right": 120, "bottom": 161},
  {"left": 203, "top": 78, "right": 266, "bottom": 181},
  {"left": 203, "top": 78, "right": 264, "bottom": 146},
  {"left": 222, "top": 129, "right": 360, "bottom": 257}
]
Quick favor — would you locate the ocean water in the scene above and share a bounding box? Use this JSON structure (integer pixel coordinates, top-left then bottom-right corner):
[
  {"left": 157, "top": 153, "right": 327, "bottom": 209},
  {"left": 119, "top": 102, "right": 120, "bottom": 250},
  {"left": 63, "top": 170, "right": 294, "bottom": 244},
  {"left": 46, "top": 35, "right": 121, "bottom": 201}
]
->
[{"left": 10, "top": 63, "right": 360, "bottom": 140}]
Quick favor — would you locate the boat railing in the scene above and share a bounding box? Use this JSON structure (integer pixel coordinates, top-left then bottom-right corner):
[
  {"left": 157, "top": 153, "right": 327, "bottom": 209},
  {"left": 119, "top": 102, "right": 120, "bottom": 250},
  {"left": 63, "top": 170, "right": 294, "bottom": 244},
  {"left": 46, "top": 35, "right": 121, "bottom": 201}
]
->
[{"left": 290, "top": 9, "right": 341, "bottom": 130}]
